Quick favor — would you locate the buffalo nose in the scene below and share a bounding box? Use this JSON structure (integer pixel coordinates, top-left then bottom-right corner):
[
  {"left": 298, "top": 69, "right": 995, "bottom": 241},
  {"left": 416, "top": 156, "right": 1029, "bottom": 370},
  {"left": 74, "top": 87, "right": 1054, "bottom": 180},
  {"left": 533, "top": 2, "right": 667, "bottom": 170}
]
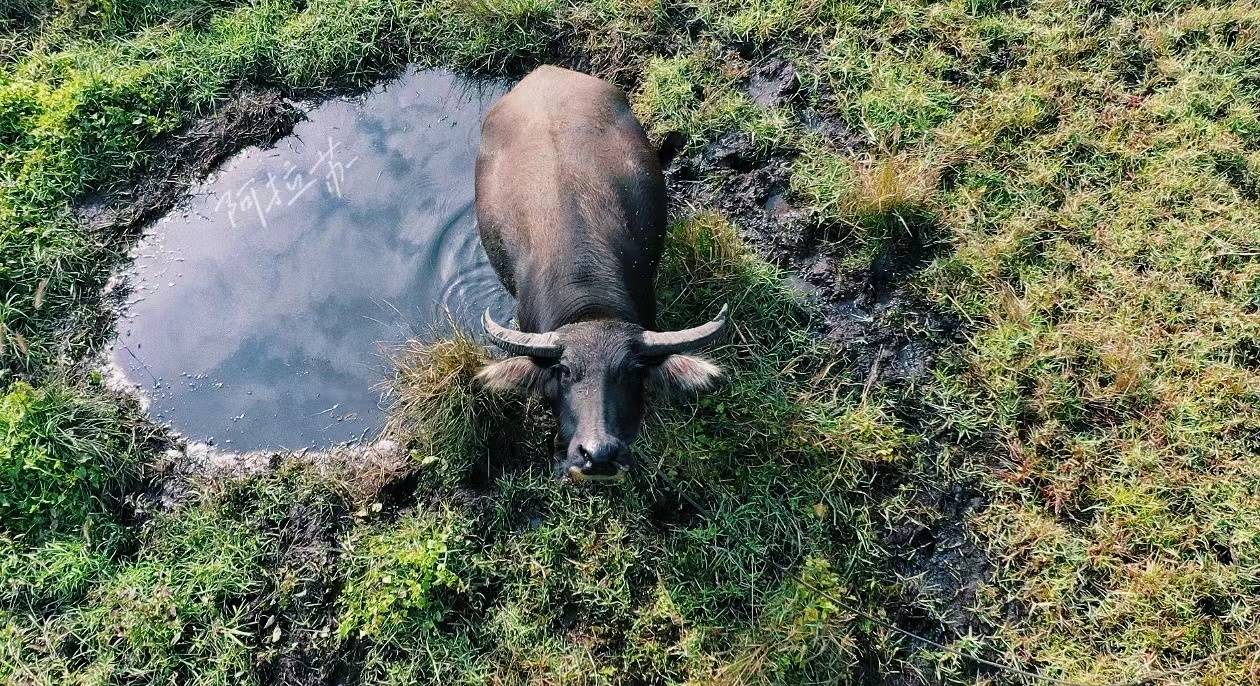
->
[
  {"left": 573, "top": 438, "right": 629, "bottom": 478},
  {"left": 578, "top": 439, "right": 626, "bottom": 465}
]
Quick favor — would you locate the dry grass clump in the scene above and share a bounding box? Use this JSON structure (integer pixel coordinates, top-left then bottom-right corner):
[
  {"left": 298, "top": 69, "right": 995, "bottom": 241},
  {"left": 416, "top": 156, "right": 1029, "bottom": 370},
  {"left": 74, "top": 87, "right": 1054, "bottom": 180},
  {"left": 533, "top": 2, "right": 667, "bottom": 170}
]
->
[
  {"left": 384, "top": 331, "right": 523, "bottom": 482},
  {"left": 792, "top": 148, "right": 940, "bottom": 229},
  {"left": 790, "top": 146, "right": 943, "bottom": 275}
]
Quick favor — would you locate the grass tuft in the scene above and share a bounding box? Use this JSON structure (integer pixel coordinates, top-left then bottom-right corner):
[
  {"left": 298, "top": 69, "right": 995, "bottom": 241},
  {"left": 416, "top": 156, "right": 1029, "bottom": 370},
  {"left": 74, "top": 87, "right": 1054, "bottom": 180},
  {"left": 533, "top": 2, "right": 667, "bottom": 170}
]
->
[
  {"left": 385, "top": 331, "right": 531, "bottom": 486},
  {"left": 792, "top": 147, "right": 941, "bottom": 230},
  {"left": 338, "top": 508, "right": 470, "bottom": 643},
  {"left": 0, "top": 382, "right": 145, "bottom": 537},
  {"left": 633, "top": 50, "right": 795, "bottom": 153}
]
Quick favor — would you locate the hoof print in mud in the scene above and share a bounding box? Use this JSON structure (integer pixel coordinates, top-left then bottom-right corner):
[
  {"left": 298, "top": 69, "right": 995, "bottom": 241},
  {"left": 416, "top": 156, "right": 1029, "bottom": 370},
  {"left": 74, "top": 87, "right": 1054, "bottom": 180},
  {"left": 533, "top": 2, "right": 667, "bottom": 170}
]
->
[{"left": 746, "top": 57, "right": 800, "bottom": 109}]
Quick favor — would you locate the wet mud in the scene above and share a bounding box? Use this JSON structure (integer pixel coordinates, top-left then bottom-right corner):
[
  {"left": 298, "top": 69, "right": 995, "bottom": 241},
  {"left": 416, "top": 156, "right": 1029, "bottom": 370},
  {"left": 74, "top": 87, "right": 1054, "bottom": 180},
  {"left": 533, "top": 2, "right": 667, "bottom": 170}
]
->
[
  {"left": 78, "top": 89, "right": 305, "bottom": 235},
  {"left": 255, "top": 500, "right": 349, "bottom": 686}
]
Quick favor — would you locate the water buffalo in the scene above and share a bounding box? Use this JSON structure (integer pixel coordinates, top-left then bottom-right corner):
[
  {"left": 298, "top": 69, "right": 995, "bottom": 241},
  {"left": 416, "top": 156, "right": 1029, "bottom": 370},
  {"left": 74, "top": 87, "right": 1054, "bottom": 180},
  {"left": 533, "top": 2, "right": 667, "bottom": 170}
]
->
[{"left": 474, "top": 65, "right": 730, "bottom": 482}]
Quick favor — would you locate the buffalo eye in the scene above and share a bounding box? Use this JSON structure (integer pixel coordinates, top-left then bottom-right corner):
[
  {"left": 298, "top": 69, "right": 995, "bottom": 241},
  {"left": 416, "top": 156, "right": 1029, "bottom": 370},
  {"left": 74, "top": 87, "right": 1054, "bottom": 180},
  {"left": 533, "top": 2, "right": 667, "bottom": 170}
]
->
[{"left": 555, "top": 364, "right": 572, "bottom": 381}]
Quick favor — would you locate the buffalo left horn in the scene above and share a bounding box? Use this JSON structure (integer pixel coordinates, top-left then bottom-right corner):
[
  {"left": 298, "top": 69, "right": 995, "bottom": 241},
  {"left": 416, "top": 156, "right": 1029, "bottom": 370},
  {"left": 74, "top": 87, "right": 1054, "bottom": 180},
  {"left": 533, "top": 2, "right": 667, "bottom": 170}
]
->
[
  {"left": 639, "top": 304, "right": 730, "bottom": 355},
  {"left": 483, "top": 309, "right": 563, "bottom": 358}
]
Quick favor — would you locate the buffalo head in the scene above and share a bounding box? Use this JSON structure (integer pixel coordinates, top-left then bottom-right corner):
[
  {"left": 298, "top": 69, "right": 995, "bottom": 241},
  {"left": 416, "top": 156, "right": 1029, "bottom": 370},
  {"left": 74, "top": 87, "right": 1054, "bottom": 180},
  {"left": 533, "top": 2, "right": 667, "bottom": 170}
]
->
[{"left": 476, "top": 306, "right": 730, "bottom": 482}]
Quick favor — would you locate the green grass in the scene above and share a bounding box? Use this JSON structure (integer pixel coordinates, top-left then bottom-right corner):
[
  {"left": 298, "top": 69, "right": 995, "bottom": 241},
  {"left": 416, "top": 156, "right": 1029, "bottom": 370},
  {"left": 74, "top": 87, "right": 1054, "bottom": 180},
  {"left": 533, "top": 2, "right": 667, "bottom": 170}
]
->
[
  {"left": 1, "top": 463, "right": 353, "bottom": 684},
  {"left": 632, "top": 50, "right": 795, "bottom": 153},
  {"left": 0, "top": 381, "right": 146, "bottom": 536},
  {"left": 2, "top": 497, "right": 268, "bottom": 684},
  {"left": 3, "top": 0, "right": 1259, "bottom": 683},
  {"left": 339, "top": 508, "right": 469, "bottom": 643}
]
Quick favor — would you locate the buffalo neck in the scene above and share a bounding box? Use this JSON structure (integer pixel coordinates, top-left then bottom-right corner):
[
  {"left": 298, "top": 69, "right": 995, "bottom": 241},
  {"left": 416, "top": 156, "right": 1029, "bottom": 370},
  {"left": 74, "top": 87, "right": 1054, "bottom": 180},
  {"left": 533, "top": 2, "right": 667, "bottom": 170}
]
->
[{"left": 516, "top": 258, "right": 651, "bottom": 333}]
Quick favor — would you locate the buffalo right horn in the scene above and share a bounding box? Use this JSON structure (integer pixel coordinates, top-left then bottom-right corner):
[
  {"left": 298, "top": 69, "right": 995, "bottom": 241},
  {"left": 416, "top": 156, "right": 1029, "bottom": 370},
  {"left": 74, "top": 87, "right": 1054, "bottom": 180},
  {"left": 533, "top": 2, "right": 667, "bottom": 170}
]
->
[
  {"left": 639, "top": 304, "right": 730, "bottom": 355},
  {"left": 483, "top": 309, "right": 563, "bottom": 358}
]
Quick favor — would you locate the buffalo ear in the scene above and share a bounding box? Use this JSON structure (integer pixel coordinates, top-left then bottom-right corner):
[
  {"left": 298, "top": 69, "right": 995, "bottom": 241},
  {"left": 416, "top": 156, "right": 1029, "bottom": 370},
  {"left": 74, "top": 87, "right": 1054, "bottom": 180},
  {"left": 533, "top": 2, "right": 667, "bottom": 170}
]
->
[
  {"left": 476, "top": 357, "right": 549, "bottom": 395},
  {"left": 648, "top": 354, "right": 724, "bottom": 395}
]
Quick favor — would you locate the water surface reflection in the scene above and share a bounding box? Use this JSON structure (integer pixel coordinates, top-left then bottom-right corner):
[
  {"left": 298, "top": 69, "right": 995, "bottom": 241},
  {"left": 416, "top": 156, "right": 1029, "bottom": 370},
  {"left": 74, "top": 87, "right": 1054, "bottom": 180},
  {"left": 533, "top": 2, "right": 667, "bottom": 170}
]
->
[{"left": 113, "top": 68, "right": 513, "bottom": 451}]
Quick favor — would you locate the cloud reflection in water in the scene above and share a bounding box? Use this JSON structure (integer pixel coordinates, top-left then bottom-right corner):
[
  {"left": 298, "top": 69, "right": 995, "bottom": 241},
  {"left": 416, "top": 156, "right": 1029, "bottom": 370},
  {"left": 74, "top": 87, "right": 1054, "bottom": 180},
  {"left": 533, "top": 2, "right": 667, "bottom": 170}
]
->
[{"left": 112, "top": 68, "right": 513, "bottom": 451}]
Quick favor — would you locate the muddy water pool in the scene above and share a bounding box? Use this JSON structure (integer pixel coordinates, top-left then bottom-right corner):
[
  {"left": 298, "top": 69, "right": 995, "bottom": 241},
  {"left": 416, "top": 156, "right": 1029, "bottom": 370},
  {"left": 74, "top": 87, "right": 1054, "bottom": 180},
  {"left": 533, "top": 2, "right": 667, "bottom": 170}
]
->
[{"left": 112, "top": 68, "right": 513, "bottom": 451}]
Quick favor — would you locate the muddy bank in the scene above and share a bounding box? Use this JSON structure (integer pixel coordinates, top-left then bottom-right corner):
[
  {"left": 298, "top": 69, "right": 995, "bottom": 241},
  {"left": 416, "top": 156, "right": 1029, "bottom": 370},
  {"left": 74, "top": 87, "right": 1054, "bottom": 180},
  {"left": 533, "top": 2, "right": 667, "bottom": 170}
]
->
[
  {"left": 665, "top": 57, "right": 958, "bottom": 387},
  {"left": 78, "top": 90, "right": 305, "bottom": 235}
]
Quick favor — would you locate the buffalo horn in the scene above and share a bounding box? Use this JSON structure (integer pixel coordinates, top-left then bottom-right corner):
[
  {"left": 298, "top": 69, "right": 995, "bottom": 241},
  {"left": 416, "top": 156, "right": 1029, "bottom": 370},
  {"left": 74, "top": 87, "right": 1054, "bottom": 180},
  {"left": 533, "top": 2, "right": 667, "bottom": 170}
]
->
[
  {"left": 482, "top": 310, "right": 563, "bottom": 358},
  {"left": 639, "top": 304, "right": 730, "bottom": 355}
]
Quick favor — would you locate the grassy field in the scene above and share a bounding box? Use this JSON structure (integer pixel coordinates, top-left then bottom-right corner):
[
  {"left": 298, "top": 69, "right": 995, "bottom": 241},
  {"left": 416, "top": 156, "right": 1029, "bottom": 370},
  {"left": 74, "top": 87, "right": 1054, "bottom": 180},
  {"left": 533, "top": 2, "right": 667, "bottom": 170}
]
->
[{"left": 2, "top": 0, "right": 1259, "bottom": 684}]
